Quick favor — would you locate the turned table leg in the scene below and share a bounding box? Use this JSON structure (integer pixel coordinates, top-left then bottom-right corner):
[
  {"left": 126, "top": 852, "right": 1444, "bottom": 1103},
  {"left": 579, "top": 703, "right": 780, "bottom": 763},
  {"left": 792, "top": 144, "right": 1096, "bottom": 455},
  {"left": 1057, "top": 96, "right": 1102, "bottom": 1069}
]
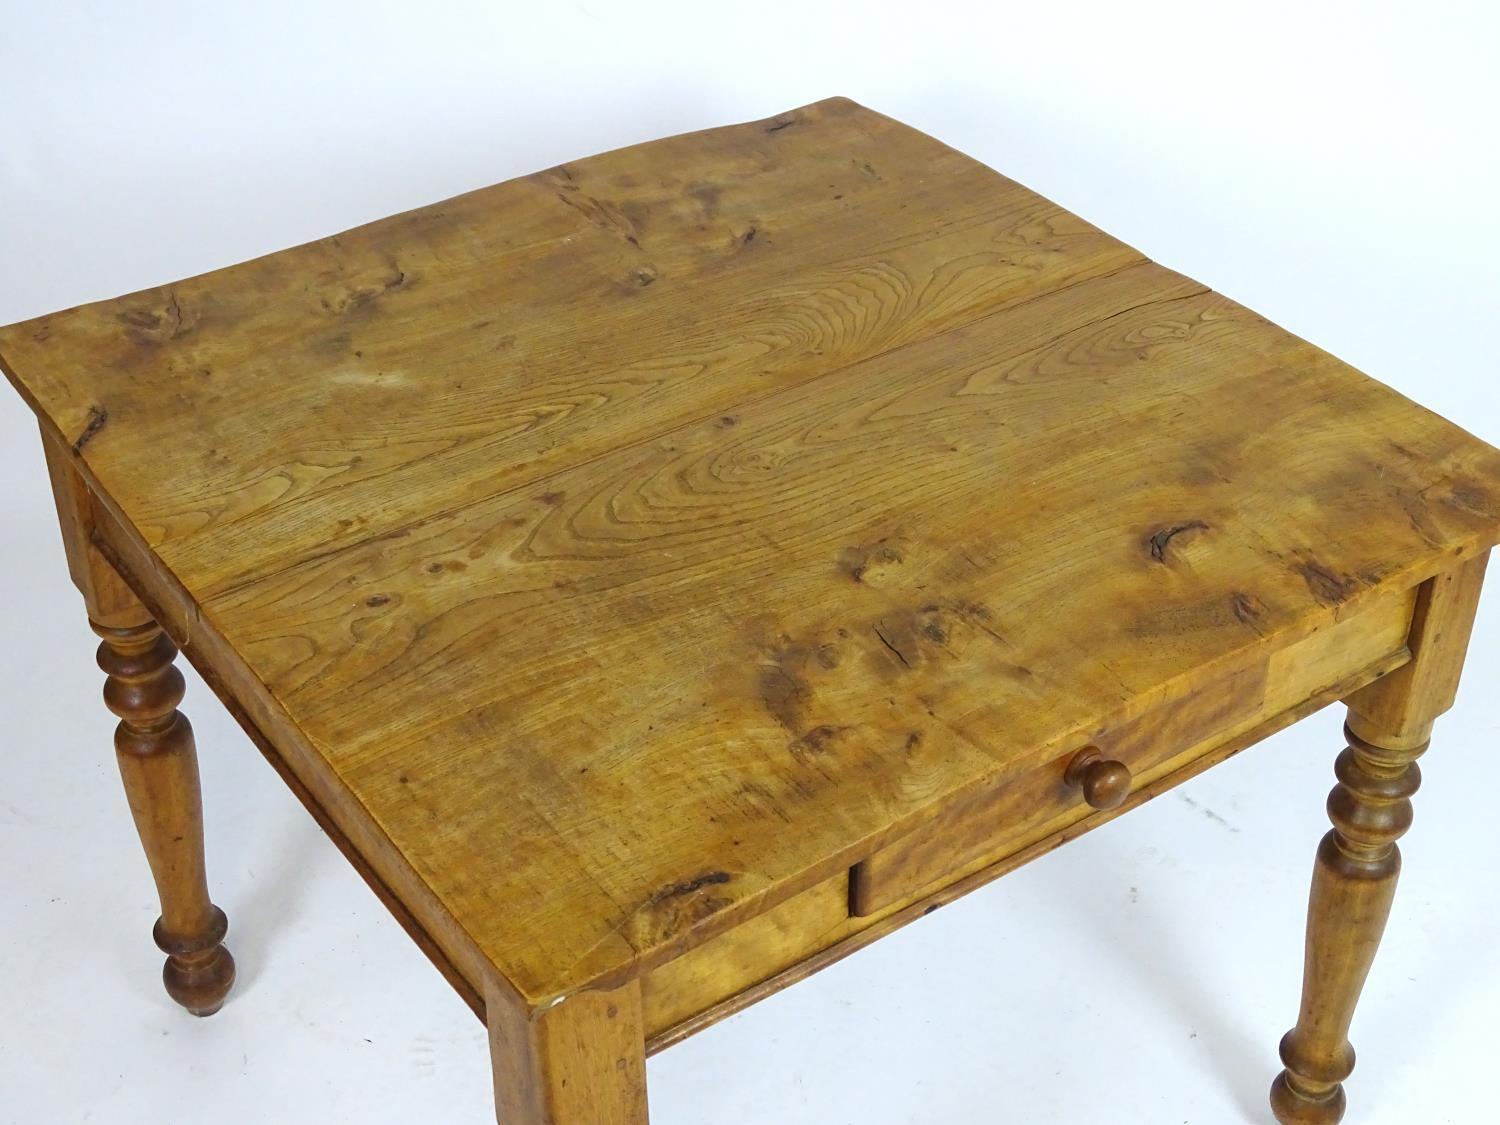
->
[
  {"left": 488, "top": 978, "right": 650, "bottom": 1124},
  {"left": 94, "top": 615, "right": 236, "bottom": 1016},
  {"left": 39, "top": 426, "right": 235, "bottom": 1016},
  {"left": 1268, "top": 719, "right": 1423, "bottom": 1123},
  {"left": 1270, "top": 554, "right": 1488, "bottom": 1123}
]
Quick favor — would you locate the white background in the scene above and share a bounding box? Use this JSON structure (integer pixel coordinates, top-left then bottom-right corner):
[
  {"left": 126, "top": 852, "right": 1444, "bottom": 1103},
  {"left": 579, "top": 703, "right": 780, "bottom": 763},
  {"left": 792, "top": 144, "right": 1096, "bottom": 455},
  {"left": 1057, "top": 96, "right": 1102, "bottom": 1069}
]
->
[{"left": 2, "top": 3, "right": 1498, "bottom": 1122}]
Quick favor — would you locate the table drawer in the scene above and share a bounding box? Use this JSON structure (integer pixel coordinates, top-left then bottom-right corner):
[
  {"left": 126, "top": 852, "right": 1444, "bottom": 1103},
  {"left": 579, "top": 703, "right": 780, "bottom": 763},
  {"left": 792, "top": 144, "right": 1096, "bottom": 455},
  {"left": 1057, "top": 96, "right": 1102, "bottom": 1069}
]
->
[{"left": 851, "top": 585, "right": 1418, "bottom": 916}]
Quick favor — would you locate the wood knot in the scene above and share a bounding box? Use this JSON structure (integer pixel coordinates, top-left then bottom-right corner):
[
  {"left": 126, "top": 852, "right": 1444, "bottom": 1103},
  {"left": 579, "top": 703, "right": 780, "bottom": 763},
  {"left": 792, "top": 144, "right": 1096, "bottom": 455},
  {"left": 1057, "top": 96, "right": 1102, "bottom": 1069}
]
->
[
  {"left": 72, "top": 405, "right": 109, "bottom": 453},
  {"left": 625, "top": 871, "right": 737, "bottom": 946},
  {"left": 840, "top": 540, "right": 905, "bottom": 585},
  {"left": 118, "top": 290, "right": 195, "bottom": 344},
  {"left": 1295, "top": 558, "right": 1360, "bottom": 607},
  {"left": 1145, "top": 520, "right": 1209, "bottom": 563},
  {"left": 789, "top": 724, "right": 851, "bottom": 762},
  {"left": 314, "top": 264, "right": 412, "bottom": 315}
]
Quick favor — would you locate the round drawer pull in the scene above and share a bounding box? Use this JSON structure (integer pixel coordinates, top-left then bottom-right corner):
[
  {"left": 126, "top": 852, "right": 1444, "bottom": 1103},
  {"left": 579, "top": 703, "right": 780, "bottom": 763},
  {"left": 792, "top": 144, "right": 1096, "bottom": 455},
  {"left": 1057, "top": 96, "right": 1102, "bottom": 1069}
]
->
[{"left": 1065, "top": 749, "right": 1132, "bottom": 810}]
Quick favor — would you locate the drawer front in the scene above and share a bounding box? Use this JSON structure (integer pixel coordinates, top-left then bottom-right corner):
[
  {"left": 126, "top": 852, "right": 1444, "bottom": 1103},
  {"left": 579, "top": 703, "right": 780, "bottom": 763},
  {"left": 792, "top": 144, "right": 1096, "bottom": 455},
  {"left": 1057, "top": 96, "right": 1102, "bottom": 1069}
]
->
[
  {"left": 852, "top": 661, "right": 1267, "bottom": 915},
  {"left": 851, "top": 585, "right": 1418, "bottom": 916}
]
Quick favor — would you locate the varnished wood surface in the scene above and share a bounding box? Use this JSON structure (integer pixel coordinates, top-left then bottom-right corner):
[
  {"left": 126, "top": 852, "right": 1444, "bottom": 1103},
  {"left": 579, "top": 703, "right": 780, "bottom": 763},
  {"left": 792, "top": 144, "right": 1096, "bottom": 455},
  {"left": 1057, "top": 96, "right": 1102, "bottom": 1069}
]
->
[
  {"left": 646, "top": 629, "right": 1418, "bottom": 1054},
  {"left": 1272, "top": 554, "right": 1489, "bottom": 1124},
  {"left": 849, "top": 584, "right": 1417, "bottom": 917},
  {"left": 1, "top": 97, "right": 1141, "bottom": 595},
  {"left": 5, "top": 97, "right": 1500, "bottom": 1020},
  {"left": 43, "top": 426, "right": 236, "bottom": 1016},
  {"left": 488, "top": 977, "right": 648, "bottom": 1124},
  {"left": 637, "top": 587, "right": 1415, "bottom": 1043},
  {"left": 95, "top": 615, "right": 236, "bottom": 1016}
]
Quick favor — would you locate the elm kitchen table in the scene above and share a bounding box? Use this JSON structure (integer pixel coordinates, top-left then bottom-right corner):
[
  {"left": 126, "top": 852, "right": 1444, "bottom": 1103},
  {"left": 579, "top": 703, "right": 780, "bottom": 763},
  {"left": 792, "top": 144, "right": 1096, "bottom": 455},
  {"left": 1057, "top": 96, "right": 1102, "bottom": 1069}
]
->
[{"left": 4, "top": 99, "right": 1499, "bottom": 1124}]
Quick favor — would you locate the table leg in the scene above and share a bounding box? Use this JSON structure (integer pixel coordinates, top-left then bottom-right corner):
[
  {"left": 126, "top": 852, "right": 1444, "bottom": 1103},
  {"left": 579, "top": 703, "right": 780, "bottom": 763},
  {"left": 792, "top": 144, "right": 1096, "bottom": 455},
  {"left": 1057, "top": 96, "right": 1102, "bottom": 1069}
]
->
[
  {"left": 1270, "top": 553, "right": 1488, "bottom": 1123},
  {"left": 40, "top": 426, "right": 234, "bottom": 1016},
  {"left": 94, "top": 614, "right": 236, "bottom": 1016},
  {"left": 488, "top": 979, "right": 650, "bottom": 1123}
]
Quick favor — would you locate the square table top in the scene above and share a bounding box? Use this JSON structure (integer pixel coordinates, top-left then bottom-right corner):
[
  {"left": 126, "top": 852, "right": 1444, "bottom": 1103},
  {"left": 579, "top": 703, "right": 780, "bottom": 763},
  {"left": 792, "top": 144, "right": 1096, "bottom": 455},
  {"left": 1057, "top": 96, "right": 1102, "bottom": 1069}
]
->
[{"left": 5, "top": 97, "right": 1500, "bottom": 1008}]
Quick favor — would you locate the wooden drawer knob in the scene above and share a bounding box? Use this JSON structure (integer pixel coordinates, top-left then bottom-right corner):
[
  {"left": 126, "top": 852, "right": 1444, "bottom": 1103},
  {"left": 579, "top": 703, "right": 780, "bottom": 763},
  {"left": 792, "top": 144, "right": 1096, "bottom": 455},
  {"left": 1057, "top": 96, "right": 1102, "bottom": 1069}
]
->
[{"left": 1065, "top": 749, "right": 1132, "bottom": 810}]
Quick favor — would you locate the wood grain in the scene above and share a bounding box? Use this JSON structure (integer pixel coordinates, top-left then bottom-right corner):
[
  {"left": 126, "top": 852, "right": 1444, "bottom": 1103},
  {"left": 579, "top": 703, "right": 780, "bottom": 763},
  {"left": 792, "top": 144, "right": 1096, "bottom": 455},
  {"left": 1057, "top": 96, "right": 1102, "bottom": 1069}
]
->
[
  {"left": 647, "top": 634, "right": 1416, "bottom": 1054},
  {"left": 851, "top": 583, "right": 1417, "bottom": 915},
  {"left": 95, "top": 615, "right": 236, "bottom": 1016},
  {"left": 1272, "top": 555, "right": 1489, "bottom": 1124},
  {"left": 40, "top": 424, "right": 145, "bottom": 628},
  {"left": 1, "top": 98, "right": 1140, "bottom": 594},
  {"left": 641, "top": 873, "right": 849, "bottom": 1038},
  {"left": 1345, "top": 551, "right": 1489, "bottom": 747},
  {"left": 44, "top": 424, "right": 235, "bottom": 1015},
  {"left": 196, "top": 267, "right": 1500, "bottom": 1004},
  {"left": 4, "top": 97, "right": 1500, "bottom": 1050},
  {"left": 488, "top": 977, "right": 648, "bottom": 1124}
]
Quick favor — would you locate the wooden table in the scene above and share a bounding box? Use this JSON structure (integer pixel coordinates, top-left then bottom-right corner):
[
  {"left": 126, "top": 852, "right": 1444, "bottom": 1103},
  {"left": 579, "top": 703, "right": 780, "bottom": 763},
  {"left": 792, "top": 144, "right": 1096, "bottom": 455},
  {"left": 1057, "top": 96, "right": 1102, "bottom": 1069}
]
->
[{"left": 4, "top": 98, "right": 1498, "bottom": 1124}]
